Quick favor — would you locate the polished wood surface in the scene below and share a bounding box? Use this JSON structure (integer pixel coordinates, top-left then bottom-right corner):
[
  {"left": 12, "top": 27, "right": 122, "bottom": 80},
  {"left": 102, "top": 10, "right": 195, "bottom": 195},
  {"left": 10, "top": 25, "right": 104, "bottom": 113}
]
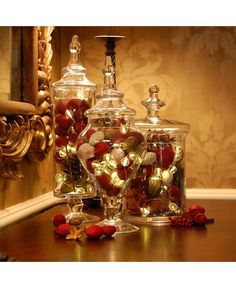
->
[{"left": 0, "top": 199, "right": 236, "bottom": 261}]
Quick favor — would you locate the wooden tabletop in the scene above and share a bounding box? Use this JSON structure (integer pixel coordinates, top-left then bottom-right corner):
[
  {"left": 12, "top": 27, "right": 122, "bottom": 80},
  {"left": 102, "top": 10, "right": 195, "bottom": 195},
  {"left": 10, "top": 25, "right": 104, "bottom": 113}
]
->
[{"left": 0, "top": 199, "right": 236, "bottom": 262}]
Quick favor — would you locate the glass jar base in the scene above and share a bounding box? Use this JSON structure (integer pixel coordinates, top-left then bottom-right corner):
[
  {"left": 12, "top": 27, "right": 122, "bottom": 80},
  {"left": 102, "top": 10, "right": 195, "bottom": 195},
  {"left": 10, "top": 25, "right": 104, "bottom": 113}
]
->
[
  {"left": 66, "top": 212, "right": 99, "bottom": 225},
  {"left": 98, "top": 219, "right": 139, "bottom": 233},
  {"left": 124, "top": 214, "right": 171, "bottom": 226}
]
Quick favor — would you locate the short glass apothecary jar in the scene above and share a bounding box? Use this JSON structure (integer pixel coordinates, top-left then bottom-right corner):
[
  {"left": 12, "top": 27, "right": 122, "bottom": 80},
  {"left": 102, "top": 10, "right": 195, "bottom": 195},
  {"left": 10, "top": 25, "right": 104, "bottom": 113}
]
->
[
  {"left": 124, "top": 85, "right": 190, "bottom": 226},
  {"left": 52, "top": 35, "right": 98, "bottom": 224}
]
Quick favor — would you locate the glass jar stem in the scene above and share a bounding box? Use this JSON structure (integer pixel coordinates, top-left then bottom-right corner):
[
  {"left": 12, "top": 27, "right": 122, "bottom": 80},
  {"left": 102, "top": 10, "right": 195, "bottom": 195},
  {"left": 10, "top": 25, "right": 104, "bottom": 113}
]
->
[{"left": 102, "top": 194, "right": 122, "bottom": 224}]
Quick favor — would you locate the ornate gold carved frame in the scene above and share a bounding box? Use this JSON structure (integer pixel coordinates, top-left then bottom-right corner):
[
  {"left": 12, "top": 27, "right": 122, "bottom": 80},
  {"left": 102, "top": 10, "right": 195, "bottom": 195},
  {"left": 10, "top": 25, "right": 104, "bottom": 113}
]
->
[{"left": 0, "top": 26, "right": 54, "bottom": 179}]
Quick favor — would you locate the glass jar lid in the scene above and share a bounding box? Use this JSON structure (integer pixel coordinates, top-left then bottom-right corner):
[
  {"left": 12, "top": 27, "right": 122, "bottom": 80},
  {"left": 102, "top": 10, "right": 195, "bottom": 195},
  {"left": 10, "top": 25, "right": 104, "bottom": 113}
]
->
[
  {"left": 85, "top": 56, "right": 136, "bottom": 118},
  {"left": 52, "top": 35, "right": 96, "bottom": 89},
  {"left": 135, "top": 84, "right": 190, "bottom": 135}
]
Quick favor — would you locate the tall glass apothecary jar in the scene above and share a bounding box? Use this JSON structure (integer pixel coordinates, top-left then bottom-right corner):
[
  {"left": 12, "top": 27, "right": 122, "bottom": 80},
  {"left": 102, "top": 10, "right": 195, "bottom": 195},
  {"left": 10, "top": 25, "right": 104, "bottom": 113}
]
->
[
  {"left": 124, "top": 85, "right": 190, "bottom": 226},
  {"left": 52, "top": 35, "right": 98, "bottom": 224},
  {"left": 77, "top": 56, "right": 146, "bottom": 233}
]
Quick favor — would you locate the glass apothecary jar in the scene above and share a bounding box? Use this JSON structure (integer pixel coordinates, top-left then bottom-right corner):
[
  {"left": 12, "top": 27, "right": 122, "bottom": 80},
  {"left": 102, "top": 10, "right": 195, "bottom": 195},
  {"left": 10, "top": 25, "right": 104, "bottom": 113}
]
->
[
  {"left": 124, "top": 85, "right": 190, "bottom": 226},
  {"left": 52, "top": 35, "right": 98, "bottom": 224},
  {"left": 77, "top": 56, "right": 146, "bottom": 233}
]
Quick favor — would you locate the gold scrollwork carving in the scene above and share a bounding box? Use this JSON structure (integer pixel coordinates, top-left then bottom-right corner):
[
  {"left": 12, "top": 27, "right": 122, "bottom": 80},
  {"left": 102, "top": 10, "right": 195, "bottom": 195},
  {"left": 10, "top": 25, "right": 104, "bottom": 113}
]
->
[
  {"left": 0, "top": 115, "right": 34, "bottom": 179},
  {"left": 0, "top": 26, "right": 55, "bottom": 179},
  {"left": 27, "top": 26, "right": 54, "bottom": 162}
]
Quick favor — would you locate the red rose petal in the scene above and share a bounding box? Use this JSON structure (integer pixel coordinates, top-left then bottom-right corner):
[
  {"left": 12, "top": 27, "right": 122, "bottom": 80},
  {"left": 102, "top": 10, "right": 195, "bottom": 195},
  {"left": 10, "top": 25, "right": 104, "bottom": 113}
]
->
[
  {"left": 74, "top": 121, "right": 87, "bottom": 134},
  {"left": 55, "top": 101, "right": 67, "bottom": 114},
  {"left": 143, "top": 165, "right": 153, "bottom": 178},
  {"left": 86, "top": 158, "right": 95, "bottom": 174},
  {"left": 111, "top": 132, "right": 127, "bottom": 143},
  {"left": 55, "top": 136, "right": 69, "bottom": 147},
  {"left": 125, "top": 131, "right": 144, "bottom": 143},
  {"left": 67, "top": 99, "right": 83, "bottom": 110},
  {"left": 107, "top": 187, "right": 121, "bottom": 196},
  {"left": 169, "top": 184, "right": 181, "bottom": 201},
  {"left": 76, "top": 138, "right": 85, "bottom": 149},
  {"left": 130, "top": 175, "right": 144, "bottom": 188},
  {"left": 117, "top": 166, "right": 132, "bottom": 180},
  {"left": 96, "top": 173, "right": 113, "bottom": 191},
  {"left": 55, "top": 114, "right": 73, "bottom": 130},
  {"left": 156, "top": 146, "right": 175, "bottom": 169},
  {"left": 68, "top": 133, "right": 78, "bottom": 144},
  {"left": 54, "top": 125, "right": 68, "bottom": 136},
  {"left": 94, "top": 142, "right": 110, "bottom": 158},
  {"left": 85, "top": 128, "right": 96, "bottom": 139}
]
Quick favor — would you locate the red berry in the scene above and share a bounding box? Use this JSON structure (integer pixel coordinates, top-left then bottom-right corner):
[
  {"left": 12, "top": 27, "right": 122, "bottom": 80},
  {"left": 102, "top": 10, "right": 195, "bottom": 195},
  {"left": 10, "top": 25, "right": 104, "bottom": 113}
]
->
[
  {"left": 126, "top": 196, "right": 141, "bottom": 214},
  {"left": 125, "top": 131, "right": 144, "bottom": 143},
  {"left": 130, "top": 175, "right": 144, "bottom": 188},
  {"left": 102, "top": 225, "right": 117, "bottom": 236},
  {"left": 68, "top": 133, "right": 78, "bottom": 144},
  {"left": 67, "top": 99, "right": 83, "bottom": 110},
  {"left": 113, "top": 117, "right": 126, "bottom": 126},
  {"left": 117, "top": 166, "right": 132, "bottom": 180},
  {"left": 111, "top": 132, "right": 127, "bottom": 143},
  {"left": 73, "top": 108, "right": 86, "bottom": 122},
  {"left": 53, "top": 214, "right": 66, "bottom": 227},
  {"left": 86, "top": 158, "right": 95, "bottom": 173},
  {"left": 193, "top": 212, "right": 208, "bottom": 226},
  {"left": 107, "top": 187, "right": 121, "bottom": 196},
  {"left": 54, "top": 223, "right": 71, "bottom": 236},
  {"left": 143, "top": 165, "right": 153, "bottom": 178},
  {"left": 169, "top": 185, "right": 180, "bottom": 201},
  {"left": 76, "top": 137, "right": 85, "bottom": 148},
  {"left": 55, "top": 136, "right": 69, "bottom": 147},
  {"left": 74, "top": 121, "right": 87, "bottom": 133},
  {"left": 55, "top": 101, "right": 67, "bottom": 114},
  {"left": 55, "top": 114, "right": 73, "bottom": 130},
  {"left": 156, "top": 146, "right": 174, "bottom": 169},
  {"left": 94, "top": 142, "right": 110, "bottom": 158},
  {"left": 118, "top": 117, "right": 126, "bottom": 125},
  {"left": 96, "top": 173, "right": 113, "bottom": 191},
  {"left": 85, "top": 128, "right": 96, "bottom": 139},
  {"left": 86, "top": 225, "right": 104, "bottom": 240},
  {"left": 54, "top": 125, "right": 68, "bottom": 136}
]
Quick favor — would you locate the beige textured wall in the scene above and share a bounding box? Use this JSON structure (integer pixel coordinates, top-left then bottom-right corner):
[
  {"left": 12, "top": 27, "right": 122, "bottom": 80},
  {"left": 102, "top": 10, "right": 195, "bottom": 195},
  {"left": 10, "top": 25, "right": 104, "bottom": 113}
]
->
[
  {"left": 0, "top": 27, "right": 10, "bottom": 100},
  {"left": 54, "top": 26, "right": 236, "bottom": 189}
]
